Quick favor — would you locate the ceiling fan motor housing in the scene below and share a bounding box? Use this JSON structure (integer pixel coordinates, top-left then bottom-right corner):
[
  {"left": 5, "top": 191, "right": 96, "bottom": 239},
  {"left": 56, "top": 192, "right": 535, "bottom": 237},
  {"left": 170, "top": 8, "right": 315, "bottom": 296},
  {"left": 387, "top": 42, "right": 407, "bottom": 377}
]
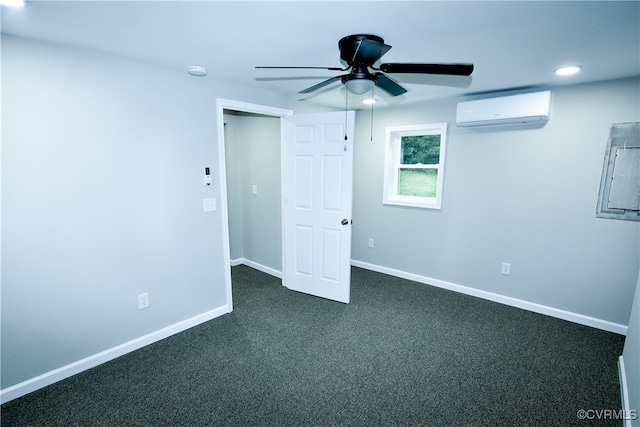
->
[
  {"left": 341, "top": 65, "right": 375, "bottom": 82},
  {"left": 339, "top": 34, "right": 386, "bottom": 65}
]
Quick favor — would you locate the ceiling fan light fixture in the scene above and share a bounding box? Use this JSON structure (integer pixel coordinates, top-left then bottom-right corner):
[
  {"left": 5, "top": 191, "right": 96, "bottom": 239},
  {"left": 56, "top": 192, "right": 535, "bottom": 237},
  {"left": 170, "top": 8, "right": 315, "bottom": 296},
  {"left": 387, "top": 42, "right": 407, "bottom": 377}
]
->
[{"left": 345, "top": 78, "right": 374, "bottom": 95}]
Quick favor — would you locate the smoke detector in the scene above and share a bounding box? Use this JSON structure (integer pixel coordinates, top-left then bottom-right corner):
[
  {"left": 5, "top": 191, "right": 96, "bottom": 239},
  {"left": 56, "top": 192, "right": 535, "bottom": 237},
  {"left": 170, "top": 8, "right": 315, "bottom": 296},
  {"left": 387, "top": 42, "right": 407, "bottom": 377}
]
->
[{"left": 188, "top": 66, "right": 207, "bottom": 77}]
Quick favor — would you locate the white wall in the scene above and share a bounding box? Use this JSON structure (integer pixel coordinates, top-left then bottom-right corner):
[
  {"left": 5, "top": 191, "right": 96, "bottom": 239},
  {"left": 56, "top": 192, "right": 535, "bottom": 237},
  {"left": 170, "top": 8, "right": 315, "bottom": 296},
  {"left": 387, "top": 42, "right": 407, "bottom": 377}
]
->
[
  {"left": 224, "top": 118, "right": 244, "bottom": 262},
  {"left": 351, "top": 77, "right": 640, "bottom": 329},
  {"left": 0, "top": 35, "right": 290, "bottom": 395},
  {"left": 224, "top": 113, "right": 281, "bottom": 272},
  {"left": 621, "top": 236, "right": 640, "bottom": 424}
]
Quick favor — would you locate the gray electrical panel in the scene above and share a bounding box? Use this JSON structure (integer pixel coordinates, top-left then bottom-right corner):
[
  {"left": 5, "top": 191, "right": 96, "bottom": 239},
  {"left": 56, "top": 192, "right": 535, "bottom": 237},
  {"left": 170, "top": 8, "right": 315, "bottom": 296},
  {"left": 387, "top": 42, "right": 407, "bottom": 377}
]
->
[{"left": 596, "top": 122, "right": 640, "bottom": 221}]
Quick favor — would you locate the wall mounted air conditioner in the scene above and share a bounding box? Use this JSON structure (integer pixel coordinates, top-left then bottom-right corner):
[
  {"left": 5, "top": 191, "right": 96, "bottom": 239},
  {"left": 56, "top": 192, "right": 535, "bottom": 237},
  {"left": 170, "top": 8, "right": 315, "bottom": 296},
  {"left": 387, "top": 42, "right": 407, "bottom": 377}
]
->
[{"left": 456, "top": 91, "right": 551, "bottom": 127}]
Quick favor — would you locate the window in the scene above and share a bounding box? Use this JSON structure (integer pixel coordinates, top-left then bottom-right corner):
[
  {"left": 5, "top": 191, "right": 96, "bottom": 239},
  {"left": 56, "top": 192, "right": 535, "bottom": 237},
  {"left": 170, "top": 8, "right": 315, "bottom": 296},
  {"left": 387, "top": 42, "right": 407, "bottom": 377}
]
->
[{"left": 383, "top": 123, "right": 447, "bottom": 209}]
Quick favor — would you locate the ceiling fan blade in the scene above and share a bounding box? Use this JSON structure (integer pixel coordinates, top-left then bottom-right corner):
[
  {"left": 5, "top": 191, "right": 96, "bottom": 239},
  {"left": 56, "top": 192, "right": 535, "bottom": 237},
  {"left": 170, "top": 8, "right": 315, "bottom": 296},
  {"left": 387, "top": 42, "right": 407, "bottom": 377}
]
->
[
  {"left": 374, "top": 73, "right": 407, "bottom": 96},
  {"left": 298, "top": 75, "right": 344, "bottom": 94},
  {"left": 351, "top": 39, "right": 392, "bottom": 65},
  {"left": 256, "top": 66, "right": 345, "bottom": 71},
  {"left": 380, "top": 63, "right": 474, "bottom": 76}
]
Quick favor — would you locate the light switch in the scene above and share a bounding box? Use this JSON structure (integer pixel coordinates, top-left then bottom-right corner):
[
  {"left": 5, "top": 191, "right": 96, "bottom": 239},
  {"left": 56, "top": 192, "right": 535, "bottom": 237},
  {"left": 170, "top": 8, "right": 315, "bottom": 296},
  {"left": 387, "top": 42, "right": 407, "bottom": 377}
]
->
[
  {"left": 203, "top": 198, "right": 216, "bottom": 212},
  {"left": 252, "top": 185, "right": 258, "bottom": 195}
]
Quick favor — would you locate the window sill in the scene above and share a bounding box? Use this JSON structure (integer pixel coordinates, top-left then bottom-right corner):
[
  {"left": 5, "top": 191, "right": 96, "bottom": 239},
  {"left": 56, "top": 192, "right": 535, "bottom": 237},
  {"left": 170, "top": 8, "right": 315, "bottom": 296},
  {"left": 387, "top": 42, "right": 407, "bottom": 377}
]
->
[{"left": 383, "top": 197, "right": 441, "bottom": 210}]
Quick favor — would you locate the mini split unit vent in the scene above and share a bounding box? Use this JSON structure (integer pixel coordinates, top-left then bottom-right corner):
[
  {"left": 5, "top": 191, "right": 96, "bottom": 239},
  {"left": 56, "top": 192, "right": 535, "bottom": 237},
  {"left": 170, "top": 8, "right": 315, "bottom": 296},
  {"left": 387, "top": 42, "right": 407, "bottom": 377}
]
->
[{"left": 456, "top": 91, "right": 552, "bottom": 127}]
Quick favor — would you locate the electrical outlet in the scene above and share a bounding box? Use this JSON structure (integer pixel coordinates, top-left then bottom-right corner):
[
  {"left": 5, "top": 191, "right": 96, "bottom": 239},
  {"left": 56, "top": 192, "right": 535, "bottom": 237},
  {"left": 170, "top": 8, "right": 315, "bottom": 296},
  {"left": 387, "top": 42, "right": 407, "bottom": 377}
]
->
[
  {"left": 501, "top": 263, "right": 511, "bottom": 276},
  {"left": 368, "top": 238, "right": 374, "bottom": 248},
  {"left": 138, "top": 293, "right": 150, "bottom": 309}
]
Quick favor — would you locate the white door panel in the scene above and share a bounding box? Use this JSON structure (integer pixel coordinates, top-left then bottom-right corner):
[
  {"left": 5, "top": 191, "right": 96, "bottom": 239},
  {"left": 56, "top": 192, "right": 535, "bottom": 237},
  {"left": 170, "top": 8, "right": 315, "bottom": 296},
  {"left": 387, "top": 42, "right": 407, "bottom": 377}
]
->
[{"left": 284, "top": 111, "right": 354, "bottom": 303}]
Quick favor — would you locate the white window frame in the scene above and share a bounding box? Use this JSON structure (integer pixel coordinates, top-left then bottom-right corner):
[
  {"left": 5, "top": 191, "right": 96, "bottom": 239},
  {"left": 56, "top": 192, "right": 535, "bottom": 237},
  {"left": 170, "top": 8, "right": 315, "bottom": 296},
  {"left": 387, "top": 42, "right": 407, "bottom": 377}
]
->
[{"left": 383, "top": 122, "right": 447, "bottom": 209}]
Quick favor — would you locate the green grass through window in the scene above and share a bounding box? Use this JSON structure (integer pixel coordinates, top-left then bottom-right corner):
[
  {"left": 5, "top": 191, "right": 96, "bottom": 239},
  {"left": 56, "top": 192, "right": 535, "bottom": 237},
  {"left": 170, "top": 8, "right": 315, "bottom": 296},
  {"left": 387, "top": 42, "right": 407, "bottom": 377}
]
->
[{"left": 398, "top": 169, "right": 437, "bottom": 198}]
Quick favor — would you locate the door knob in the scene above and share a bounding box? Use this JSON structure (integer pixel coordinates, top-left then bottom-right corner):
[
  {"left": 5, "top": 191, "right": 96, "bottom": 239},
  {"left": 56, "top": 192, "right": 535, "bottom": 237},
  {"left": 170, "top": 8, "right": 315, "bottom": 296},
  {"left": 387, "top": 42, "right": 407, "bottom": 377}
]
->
[{"left": 341, "top": 218, "right": 349, "bottom": 225}]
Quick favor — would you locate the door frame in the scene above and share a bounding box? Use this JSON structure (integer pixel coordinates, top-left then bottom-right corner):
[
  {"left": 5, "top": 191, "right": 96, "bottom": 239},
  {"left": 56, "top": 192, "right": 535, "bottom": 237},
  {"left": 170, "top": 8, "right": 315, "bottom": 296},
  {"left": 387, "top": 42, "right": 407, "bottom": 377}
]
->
[{"left": 215, "top": 98, "right": 292, "bottom": 311}]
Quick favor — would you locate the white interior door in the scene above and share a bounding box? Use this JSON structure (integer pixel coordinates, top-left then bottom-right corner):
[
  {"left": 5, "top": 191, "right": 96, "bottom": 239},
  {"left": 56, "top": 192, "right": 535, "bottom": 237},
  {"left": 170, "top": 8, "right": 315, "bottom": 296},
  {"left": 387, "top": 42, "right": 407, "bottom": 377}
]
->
[{"left": 283, "top": 111, "right": 355, "bottom": 303}]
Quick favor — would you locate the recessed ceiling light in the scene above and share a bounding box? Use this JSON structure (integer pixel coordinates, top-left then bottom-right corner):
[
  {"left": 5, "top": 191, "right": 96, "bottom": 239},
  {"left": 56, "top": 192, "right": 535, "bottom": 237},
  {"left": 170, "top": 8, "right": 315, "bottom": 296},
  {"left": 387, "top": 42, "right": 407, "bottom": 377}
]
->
[
  {"left": 555, "top": 66, "right": 581, "bottom": 76},
  {"left": 187, "top": 66, "right": 207, "bottom": 77},
  {"left": 0, "top": 0, "right": 26, "bottom": 6},
  {"left": 362, "top": 98, "right": 377, "bottom": 105}
]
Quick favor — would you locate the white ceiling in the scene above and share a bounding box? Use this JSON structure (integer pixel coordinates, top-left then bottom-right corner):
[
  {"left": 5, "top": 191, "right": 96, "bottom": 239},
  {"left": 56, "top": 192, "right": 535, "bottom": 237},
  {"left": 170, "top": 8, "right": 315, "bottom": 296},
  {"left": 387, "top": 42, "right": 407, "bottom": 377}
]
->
[{"left": 2, "top": 0, "right": 639, "bottom": 110}]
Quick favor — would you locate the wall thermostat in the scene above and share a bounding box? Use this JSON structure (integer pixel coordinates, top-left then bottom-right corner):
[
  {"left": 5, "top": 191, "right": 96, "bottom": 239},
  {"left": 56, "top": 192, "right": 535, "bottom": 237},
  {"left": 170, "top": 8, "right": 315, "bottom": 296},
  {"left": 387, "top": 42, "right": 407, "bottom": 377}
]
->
[{"left": 203, "top": 167, "right": 212, "bottom": 186}]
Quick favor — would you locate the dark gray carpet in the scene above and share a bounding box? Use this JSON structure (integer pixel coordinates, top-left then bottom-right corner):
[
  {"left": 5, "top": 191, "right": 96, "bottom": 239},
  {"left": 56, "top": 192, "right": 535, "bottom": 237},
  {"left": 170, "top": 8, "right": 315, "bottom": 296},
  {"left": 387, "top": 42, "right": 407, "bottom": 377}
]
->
[{"left": 1, "top": 266, "right": 625, "bottom": 426}]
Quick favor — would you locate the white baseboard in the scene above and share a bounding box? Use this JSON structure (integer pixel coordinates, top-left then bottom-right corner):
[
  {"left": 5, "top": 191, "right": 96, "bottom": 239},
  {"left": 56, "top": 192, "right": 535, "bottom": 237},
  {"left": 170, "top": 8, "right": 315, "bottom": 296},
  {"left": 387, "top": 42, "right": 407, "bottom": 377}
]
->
[
  {"left": 230, "top": 257, "right": 244, "bottom": 267},
  {"left": 0, "top": 305, "right": 230, "bottom": 404},
  {"left": 231, "top": 258, "right": 282, "bottom": 279},
  {"left": 351, "top": 259, "right": 627, "bottom": 335}
]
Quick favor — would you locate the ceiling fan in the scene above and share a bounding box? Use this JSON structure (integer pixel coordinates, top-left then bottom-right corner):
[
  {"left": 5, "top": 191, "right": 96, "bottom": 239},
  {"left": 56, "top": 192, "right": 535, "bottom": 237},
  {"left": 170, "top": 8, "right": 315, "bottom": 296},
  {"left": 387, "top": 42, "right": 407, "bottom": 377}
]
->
[{"left": 256, "top": 34, "right": 474, "bottom": 97}]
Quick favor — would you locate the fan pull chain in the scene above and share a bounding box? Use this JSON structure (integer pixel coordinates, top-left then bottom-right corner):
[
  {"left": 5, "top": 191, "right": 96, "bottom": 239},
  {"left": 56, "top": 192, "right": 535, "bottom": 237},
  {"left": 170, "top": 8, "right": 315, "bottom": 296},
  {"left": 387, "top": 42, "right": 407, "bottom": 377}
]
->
[
  {"left": 370, "top": 87, "right": 375, "bottom": 142},
  {"left": 344, "top": 88, "right": 348, "bottom": 151}
]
